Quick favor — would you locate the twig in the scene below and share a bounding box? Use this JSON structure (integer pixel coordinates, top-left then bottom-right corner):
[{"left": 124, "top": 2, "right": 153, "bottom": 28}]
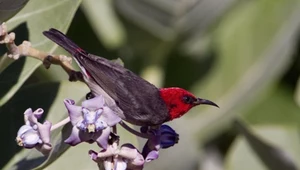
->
[{"left": 0, "top": 22, "right": 83, "bottom": 82}]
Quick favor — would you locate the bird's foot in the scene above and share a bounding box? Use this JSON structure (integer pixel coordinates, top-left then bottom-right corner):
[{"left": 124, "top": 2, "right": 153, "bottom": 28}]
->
[
  {"left": 86, "top": 92, "right": 95, "bottom": 100},
  {"left": 43, "top": 55, "right": 53, "bottom": 69},
  {"left": 69, "top": 70, "right": 84, "bottom": 82},
  {"left": 140, "top": 125, "right": 161, "bottom": 134}
]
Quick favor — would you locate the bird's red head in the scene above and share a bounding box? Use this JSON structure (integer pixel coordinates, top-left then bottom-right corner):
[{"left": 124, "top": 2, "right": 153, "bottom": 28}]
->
[{"left": 159, "top": 87, "right": 218, "bottom": 120}]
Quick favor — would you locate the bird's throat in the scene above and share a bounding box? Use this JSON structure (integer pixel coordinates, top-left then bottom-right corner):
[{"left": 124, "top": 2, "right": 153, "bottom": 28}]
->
[{"left": 168, "top": 103, "right": 192, "bottom": 120}]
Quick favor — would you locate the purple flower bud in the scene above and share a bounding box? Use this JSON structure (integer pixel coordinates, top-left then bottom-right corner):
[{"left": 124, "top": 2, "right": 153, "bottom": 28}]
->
[
  {"left": 141, "top": 125, "right": 179, "bottom": 162},
  {"left": 16, "top": 126, "right": 41, "bottom": 148},
  {"left": 16, "top": 108, "right": 52, "bottom": 155},
  {"left": 160, "top": 125, "right": 179, "bottom": 149},
  {"left": 64, "top": 96, "right": 121, "bottom": 148}
]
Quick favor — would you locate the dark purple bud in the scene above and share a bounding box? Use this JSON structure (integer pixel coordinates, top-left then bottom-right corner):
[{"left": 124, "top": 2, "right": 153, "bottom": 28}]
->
[
  {"left": 142, "top": 124, "right": 179, "bottom": 162},
  {"left": 160, "top": 125, "right": 179, "bottom": 149}
]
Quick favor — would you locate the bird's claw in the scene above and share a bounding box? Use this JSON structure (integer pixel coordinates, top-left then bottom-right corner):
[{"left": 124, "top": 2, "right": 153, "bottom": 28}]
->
[
  {"left": 86, "top": 92, "right": 95, "bottom": 100},
  {"left": 43, "top": 55, "right": 52, "bottom": 69},
  {"left": 69, "top": 70, "right": 84, "bottom": 82}
]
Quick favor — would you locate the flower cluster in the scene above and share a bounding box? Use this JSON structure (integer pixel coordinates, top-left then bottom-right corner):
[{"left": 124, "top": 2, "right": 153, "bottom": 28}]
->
[{"left": 16, "top": 95, "right": 179, "bottom": 170}]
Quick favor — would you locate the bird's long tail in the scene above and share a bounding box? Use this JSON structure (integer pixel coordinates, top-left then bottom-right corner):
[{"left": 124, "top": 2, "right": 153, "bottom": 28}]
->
[{"left": 43, "top": 28, "right": 87, "bottom": 57}]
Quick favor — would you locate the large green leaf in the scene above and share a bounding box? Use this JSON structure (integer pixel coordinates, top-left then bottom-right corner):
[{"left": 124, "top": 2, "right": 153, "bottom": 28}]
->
[
  {"left": 111, "top": 0, "right": 236, "bottom": 76},
  {"left": 115, "top": 0, "right": 237, "bottom": 40},
  {"left": 243, "top": 84, "right": 300, "bottom": 125},
  {"left": 0, "top": 0, "right": 29, "bottom": 22},
  {"left": 177, "top": 0, "right": 300, "bottom": 141},
  {"left": 81, "top": 0, "right": 126, "bottom": 49},
  {"left": 2, "top": 81, "right": 88, "bottom": 170},
  {"left": 225, "top": 121, "right": 300, "bottom": 170},
  {"left": 294, "top": 77, "right": 300, "bottom": 107},
  {"left": 0, "top": 0, "right": 81, "bottom": 106}
]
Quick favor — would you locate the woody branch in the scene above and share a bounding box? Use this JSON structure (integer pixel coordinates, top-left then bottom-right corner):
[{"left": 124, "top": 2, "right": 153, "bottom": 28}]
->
[{"left": 0, "top": 23, "right": 83, "bottom": 82}]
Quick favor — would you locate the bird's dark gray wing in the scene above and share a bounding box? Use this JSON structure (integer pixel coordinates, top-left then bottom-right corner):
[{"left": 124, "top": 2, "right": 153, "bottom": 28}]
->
[
  {"left": 77, "top": 54, "right": 169, "bottom": 126},
  {"left": 42, "top": 28, "right": 169, "bottom": 125}
]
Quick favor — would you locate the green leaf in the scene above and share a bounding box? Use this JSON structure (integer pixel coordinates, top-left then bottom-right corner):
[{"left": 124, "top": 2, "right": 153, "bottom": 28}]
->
[
  {"left": 2, "top": 81, "right": 88, "bottom": 170},
  {"left": 225, "top": 120, "right": 300, "bottom": 170},
  {"left": 177, "top": 0, "right": 300, "bottom": 141},
  {"left": 81, "top": 0, "right": 126, "bottom": 49},
  {"left": 111, "top": 0, "right": 236, "bottom": 71},
  {"left": 115, "top": 0, "right": 236, "bottom": 40},
  {"left": 243, "top": 84, "right": 300, "bottom": 125},
  {"left": 0, "top": 0, "right": 82, "bottom": 106},
  {"left": 294, "top": 77, "right": 300, "bottom": 107},
  {"left": 0, "top": 0, "right": 29, "bottom": 22}
]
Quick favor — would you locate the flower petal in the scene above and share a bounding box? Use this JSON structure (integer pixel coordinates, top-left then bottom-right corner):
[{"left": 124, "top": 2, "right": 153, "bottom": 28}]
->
[
  {"left": 144, "top": 150, "right": 159, "bottom": 162},
  {"left": 33, "top": 108, "right": 44, "bottom": 119},
  {"left": 129, "top": 153, "right": 144, "bottom": 167},
  {"left": 25, "top": 108, "right": 39, "bottom": 126},
  {"left": 37, "top": 120, "right": 52, "bottom": 144},
  {"left": 89, "top": 150, "right": 99, "bottom": 162},
  {"left": 82, "top": 96, "right": 105, "bottom": 109},
  {"left": 97, "top": 144, "right": 116, "bottom": 158},
  {"left": 36, "top": 143, "right": 52, "bottom": 155},
  {"left": 23, "top": 108, "right": 33, "bottom": 124},
  {"left": 119, "top": 144, "right": 145, "bottom": 168},
  {"left": 142, "top": 138, "right": 160, "bottom": 161},
  {"left": 17, "top": 125, "right": 32, "bottom": 137},
  {"left": 64, "top": 126, "right": 83, "bottom": 146},
  {"left": 114, "top": 158, "right": 127, "bottom": 170},
  {"left": 160, "top": 124, "right": 176, "bottom": 133},
  {"left": 101, "top": 106, "right": 121, "bottom": 126},
  {"left": 103, "top": 157, "right": 114, "bottom": 170},
  {"left": 119, "top": 144, "right": 139, "bottom": 160},
  {"left": 147, "top": 135, "right": 161, "bottom": 151},
  {"left": 64, "top": 99, "right": 83, "bottom": 125},
  {"left": 94, "top": 127, "right": 111, "bottom": 149},
  {"left": 19, "top": 129, "right": 40, "bottom": 148},
  {"left": 27, "top": 108, "right": 44, "bottom": 125}
]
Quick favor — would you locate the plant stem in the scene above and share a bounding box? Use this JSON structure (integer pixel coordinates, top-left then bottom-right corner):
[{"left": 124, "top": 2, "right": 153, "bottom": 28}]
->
[
  {"left": 50, "top": 117, "right": 70, "bottom": 131},
  {"left": 0, "top": 22, "right": 83, "bottom": 82}
]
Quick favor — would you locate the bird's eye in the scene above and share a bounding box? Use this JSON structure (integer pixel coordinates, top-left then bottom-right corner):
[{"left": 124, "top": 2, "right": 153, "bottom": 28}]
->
[{"left": 182, "top": 95, "right": 194, "bottom": 104}]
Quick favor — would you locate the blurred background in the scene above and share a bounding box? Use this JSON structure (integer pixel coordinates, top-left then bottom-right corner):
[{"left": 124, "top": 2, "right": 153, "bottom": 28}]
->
[{"left": 1, "top": 0, "right": 300, "bottom": 170}]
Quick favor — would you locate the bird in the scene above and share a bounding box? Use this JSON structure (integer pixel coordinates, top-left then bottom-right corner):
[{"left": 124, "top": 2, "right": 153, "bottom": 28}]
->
[{"left": 43, "top": 28, "right": 218, "bottom": 127}]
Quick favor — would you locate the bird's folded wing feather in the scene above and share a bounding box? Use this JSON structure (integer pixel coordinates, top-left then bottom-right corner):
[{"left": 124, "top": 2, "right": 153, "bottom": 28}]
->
[{"left": 76, "top": 53, "right": 169, "bottom": 125}]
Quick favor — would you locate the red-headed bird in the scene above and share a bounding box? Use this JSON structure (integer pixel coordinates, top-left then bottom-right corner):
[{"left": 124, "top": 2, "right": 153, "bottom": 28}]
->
[{"left": 43, "top": 28, "right": 218, "bottom": 126}]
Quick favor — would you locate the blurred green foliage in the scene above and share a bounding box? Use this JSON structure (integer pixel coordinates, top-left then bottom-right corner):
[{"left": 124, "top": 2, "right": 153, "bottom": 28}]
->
[{"left": 1, "top": 0, "right": 300, "bottom": 169}]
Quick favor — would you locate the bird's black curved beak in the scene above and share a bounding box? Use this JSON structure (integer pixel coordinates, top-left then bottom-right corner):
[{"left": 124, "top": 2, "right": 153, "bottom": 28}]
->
[{"left": 194, "top": 98, "right": 219, "bottom": 108}]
